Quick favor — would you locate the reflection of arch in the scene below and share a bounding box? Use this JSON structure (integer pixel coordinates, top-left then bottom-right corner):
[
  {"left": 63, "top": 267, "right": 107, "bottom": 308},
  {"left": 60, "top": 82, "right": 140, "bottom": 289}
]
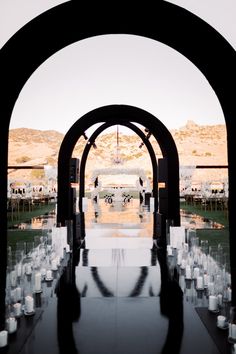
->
[
  {"left": 78, "top": 121, "right": 159, "bottom": 213},
  {"left": 0, "top": 1, "right": 236, "bottom": 326}
]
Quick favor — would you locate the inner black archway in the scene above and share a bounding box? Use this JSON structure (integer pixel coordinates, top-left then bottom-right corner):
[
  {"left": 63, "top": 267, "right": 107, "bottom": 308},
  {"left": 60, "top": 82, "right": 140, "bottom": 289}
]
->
[
  {"left": 57, "top": 105, "right": 180, "bottom": 233},
  {"left": 0, "top": 1, "right": 236, "bottom": 328},
  {"left": 78, "top": 121, "right": 159, "bottom": 215}
]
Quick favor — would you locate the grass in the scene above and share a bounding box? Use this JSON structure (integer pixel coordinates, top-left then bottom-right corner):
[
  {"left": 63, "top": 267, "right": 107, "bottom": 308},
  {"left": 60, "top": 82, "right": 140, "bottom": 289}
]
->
[
  {"left": 7, "top": 202, "right": 56, "bottom": 253},
  {"left": 7, "top": 203, "right": 56, "bottom": 228},
  {"left": 180, "top": 201, "right": 230, "bottom": 268},
  {"left": 180, "top": 201, "right": 228, "bottom": 227}
]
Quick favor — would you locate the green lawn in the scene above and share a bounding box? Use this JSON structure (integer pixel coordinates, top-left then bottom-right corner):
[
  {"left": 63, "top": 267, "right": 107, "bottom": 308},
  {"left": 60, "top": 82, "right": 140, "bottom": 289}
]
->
[
  {"left": 7, "top": 203, "right": 56, "bottom": 252},
  {"left": 180, "top": 201, "right": 230, "bottom": 269},
  {"left": 7, "top": 203, "right": 56, "bottom": 228}
]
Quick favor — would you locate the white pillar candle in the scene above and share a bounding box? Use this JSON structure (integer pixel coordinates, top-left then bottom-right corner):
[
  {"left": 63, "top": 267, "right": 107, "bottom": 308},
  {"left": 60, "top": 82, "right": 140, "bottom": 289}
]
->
[
  {"left": 34, "top": 272, "right": 41, "bottom": 292},
  {"left": 46, "top": 270, "right": 52, "bottom": 279},
  {"left": 41, "top": 268, "right": 46, "bottom": 277},
  {"left": 196, "top": 276, "right": 203, "bottom": 289},
  {"left": 203, "top": 261, "right": 208, "bottom": 272},
  {"left": 10, "top": 270, "right": 17, "bottom": 287},
  {"left": 203, "top": 274, "right": 209, "bottom": 287},
  {"left": 177, "top": 252, "right": 182, "bottom": 266},
  {"left": 25, "top": 295, "right": 34, "bottom": 313},
  {"left": 193, "top": 267, "right": 200, "bottom": 279},
  {"left": 16, "top": 264, "right": 22, "bottom": 277},
  {"left": 181, "top": 259, "right": 186, "bottom": 269},
  {"left": 25, "top": 264, "right": 32, "bottom": 275},
  {"left": 184, "top": 243, "right": 189, "bottom": 252},
  {"left": 208, "top": 282, "right": 215, "bottom": 295},
  {"left": 208, "top": 295, "right": 218, "bottom": 311},
  {"left": 51, "top": 259, "right": 57, "bottom": 271},
  {"left": 217, "top": 294, "right": 223, "bottom": 306},
  {"left": 11, "top": 289, "right": 16, "bottom": 303},
  {"left": 13, "top": 303, "right": 22, "bottom": 317},
  {"left": 0, "top": 331, "right": 8, "bottom": 348},
  {"left": 167, "top": 245, "right": 172, "bottom": 256},
  {"left": 65, "top": 244, "right": 70, "bottom": 253},
  {"left": 217, "top": 315, "right": 226, "bottom": 328},
  {"left": 6, "top": 317, "right": 17, "bottom": 334},
  {"left": 231, "top": 324, "right": 236, "bottom": 340},
  {"left": 15, "top": 287, "right": 22, "bottom": 302},
  {"left": 227, "top": 287, "right": 232, "bottom": 302},
  {"left": 185, "top": 265, "right": 192, "bottom": 279}
]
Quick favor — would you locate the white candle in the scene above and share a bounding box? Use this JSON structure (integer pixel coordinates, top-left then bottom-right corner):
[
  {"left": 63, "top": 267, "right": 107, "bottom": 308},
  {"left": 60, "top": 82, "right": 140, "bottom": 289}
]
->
[
  {"left": 208, "top": 295, "right": 218, "bottom": 311},
  {"left": 0, "top": 330, "right": 8, "bottom": 348},
  {"left": 184, "top": 243, "right": 189, "bottom": 252},
  {"left": 51, "top": 259, "right": 57, "bottom": 271},
  {"left": 11, "top": 289, "right": 16, "bottom": 303},
  {"left": 41, "top": 268, "right": 46, "bottom": 277},
  {"left": 16, "top": 264, "right": 22, "bottom": 277},
  {"left": 15, "top": 287, "right": 22, "bottom": 302},
  {"left": 167, "top": 245, "right": 172, "bottom": 256},
  {"left": 56, "top": 256, "right": 61, "bottom": 266},
  {"left": 25, "top": 264, "right": 32, "bottom": 275},
  {"left": 208, "top": 282, "right": 215, "bottom": 295},
  {"left": 6, "top": 317, "right": 17, "bottom": 334},
  {"left": 34, "top": 272, "right": 41, "bottom": 292},
  {"left": 46, "top": 270, "right": 52, "bottom": 279},
  {"left": 217, "top": 294, "right": 223, "bottom": 306},
  {"left": 25, "top": 295, "right": 34, "bottom": 313},
  {"left": 177, "top": 252, "right": 182, "bottom": 266},
  {"left": 231, "top": 324, "right": 236, "bottom": 339},
  {"left": 203, "top": 261, "right": 208, "bottom": 271},
  {"left": 181, "top": 259, "right": 186, "bottom": 269},
  {"left": 185, "top": 265, "right": 191, "bottom": 279},
  {"left": 196, "top": 276, "right": 203, "bottom": 289},
  {"left": 65, "top": 244, "right": 70, "bottom": 253},
  {"left": 203, "top": 274, "right": 209, "bottom": 287},
  {"left": 193, "top": 267, "right": 200, "bottom": 279},
  {"left": 217, "top": 315, "right": 226, "bottom": 328},
  {"left": 13, "top": 303, "right": 21, "bottom": 317},
  {"left": 227, "top": 287, "right": 232, "bottom": 302},
  {"left": 10, "top": 270, "right": 17, "bottom": 287}
]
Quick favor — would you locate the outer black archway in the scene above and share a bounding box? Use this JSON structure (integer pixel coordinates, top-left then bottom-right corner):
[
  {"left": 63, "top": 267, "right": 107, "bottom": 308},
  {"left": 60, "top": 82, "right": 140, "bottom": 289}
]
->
[
  {"left": 57, "top": 105, "right": 180, "bottom": 229},
  {"left": 0, "top": 1, "right": 236, "bottom": 327}
]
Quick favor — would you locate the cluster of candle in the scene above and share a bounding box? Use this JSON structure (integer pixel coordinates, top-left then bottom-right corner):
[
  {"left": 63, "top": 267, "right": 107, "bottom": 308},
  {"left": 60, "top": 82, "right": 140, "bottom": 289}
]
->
[
  {"left": 167, "top": 227, "right": 231, "bottom": 317},
  {"left": 2, "top": 226, "right": 71, "bottom": 348},
  {"left": 167, "top": 226, "right": 235, "bottom": 348}
]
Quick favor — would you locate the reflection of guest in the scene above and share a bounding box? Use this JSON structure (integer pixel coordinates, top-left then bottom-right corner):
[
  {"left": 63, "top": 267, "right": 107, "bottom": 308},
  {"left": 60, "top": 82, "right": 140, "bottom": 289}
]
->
[
  {"left": 55, "top": 258, "right": 81, "bottom": 354},
  {"left": 156, "top": 249, "right": 184, "bottom": 354}
]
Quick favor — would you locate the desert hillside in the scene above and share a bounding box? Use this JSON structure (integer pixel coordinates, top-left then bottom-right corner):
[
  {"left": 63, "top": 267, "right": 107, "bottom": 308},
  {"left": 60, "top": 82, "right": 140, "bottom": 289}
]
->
[{"left": 8, "top": 121, "right": 228, "bottom": 185}]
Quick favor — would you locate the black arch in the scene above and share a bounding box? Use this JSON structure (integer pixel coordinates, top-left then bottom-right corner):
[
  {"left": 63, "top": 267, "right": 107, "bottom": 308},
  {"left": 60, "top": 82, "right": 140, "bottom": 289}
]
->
[
  {"left": 78, "top": 121, "right": 159, "bottom": 213},
  {"left": 57, "top": 105, "right": 180, "bottom": 227},
  {"left": 0, "top": 1, "right": 236, "bottom": 327}
]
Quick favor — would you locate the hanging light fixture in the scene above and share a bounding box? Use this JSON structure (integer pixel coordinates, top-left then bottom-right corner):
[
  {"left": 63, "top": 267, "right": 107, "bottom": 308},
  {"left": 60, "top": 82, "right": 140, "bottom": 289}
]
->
[{"left": 112, "top": 125, "right": 123, "bottom": 164}]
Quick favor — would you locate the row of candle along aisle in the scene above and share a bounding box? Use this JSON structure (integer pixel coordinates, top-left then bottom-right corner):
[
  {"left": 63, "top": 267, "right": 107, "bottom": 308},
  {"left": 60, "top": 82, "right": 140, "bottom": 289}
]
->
[
  {"left": 167, "top": 225, "right": 235, "bottom": 347},
  {"left": 0, "top": 226, "right": 70, "bottom": 348}
]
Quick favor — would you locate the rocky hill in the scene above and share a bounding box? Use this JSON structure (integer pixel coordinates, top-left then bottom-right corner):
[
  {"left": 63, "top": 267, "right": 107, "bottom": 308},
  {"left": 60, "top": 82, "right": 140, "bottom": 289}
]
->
[{"left": 8, "top": 121, "right": 228, "bottom": 184}]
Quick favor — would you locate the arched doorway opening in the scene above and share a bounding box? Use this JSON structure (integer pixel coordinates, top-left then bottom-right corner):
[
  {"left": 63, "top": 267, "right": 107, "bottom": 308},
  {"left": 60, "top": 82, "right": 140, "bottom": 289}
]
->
[{"left": 0, "top": 1, "right": 235, "bottom": 327}]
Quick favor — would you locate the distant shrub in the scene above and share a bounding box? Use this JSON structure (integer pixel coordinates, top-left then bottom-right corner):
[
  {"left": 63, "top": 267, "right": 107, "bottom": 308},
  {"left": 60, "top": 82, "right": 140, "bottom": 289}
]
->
[
  {"left": 31, "top": 170, "right": 44, "bottom": 179},
  {"left": 16, "top": 156, "right": 30, "bottom": 163},
  {"left": 205, "top": 152, "right": 212, "bottom": 156}
]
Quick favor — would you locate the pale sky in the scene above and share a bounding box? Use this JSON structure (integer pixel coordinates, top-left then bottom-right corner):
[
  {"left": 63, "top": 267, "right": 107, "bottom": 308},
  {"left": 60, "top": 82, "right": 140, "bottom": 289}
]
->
[{"left": 0, "top": 0, "right": 235, "bottom": 134}]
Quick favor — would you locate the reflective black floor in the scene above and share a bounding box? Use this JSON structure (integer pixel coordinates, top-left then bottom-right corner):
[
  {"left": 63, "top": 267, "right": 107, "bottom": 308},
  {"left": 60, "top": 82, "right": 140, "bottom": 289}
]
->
[{"left": 4, "top": 201, "right": 229, "bottom": 354}]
